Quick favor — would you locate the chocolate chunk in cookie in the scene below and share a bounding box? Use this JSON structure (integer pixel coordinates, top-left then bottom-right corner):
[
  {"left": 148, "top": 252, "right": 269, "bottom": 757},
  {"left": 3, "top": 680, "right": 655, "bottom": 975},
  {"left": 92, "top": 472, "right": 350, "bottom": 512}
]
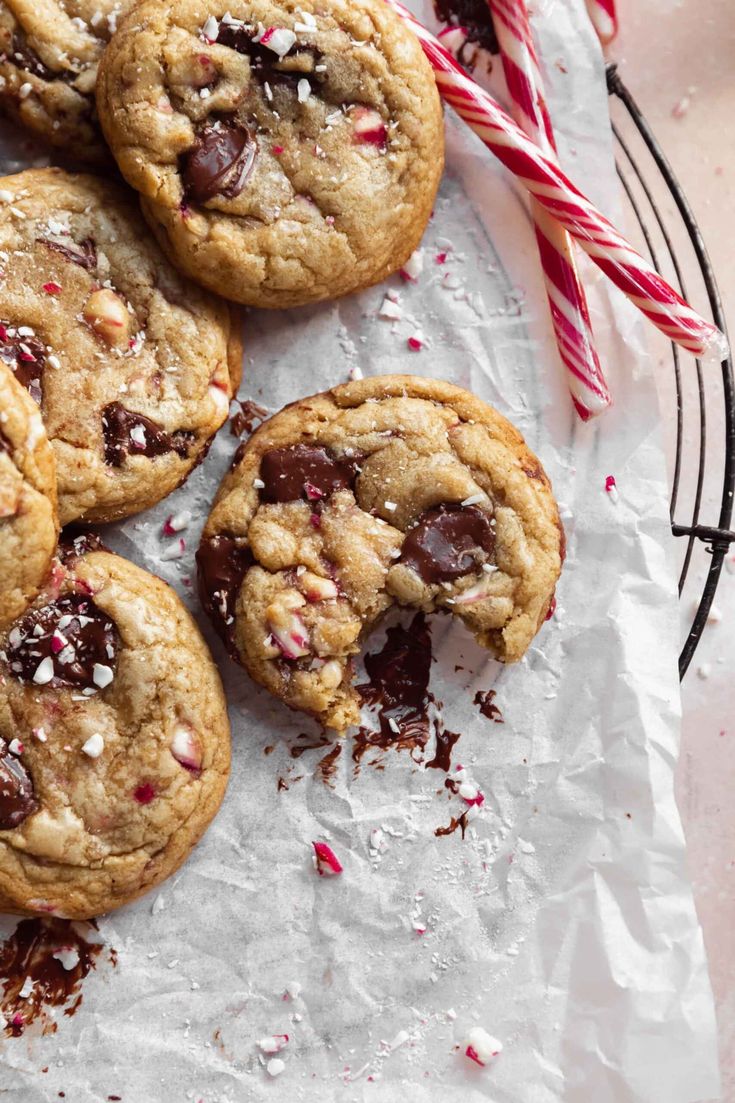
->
[{"left": 4, "top": 593, "right": 119, "bottom": 691}]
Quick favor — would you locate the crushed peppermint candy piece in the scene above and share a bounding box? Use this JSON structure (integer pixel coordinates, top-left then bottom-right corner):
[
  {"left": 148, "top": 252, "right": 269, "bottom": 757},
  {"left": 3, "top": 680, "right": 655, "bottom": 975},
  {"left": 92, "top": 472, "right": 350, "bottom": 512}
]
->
[
  {"left": 33, "top": 656, "right": 54, "bottom": 685},
  {"left": 297, "top": 78, "right": 311, "bottom": 103},
  {"left": 8, "top": 739, "right": 23, "bottom": 755},
  {"left": 464, "top": 1027, "right": 502, "bottom": 1067},
  {"left": 129, "top": 424, "right": 147, "bottom": 448},
  {"left": 267, "top": 1058, "right": 285, "bottom": 1077},
  {"left": 170, "top": 725, "right": 202, "bottom": 773},
  {"left": 42, "top": 281, "right": 62, "bottom": 295},
  {"left": 312, "top": 840, "right": 343, "bottom": 876},
  {"left": 407, "top": 333, "right": 424, "bottom": 351},
  {"left": 257, "top": 1034, "right": 289, "bottom": 1054},
  {"left": 33, "top": 727, "right": 47, "bottom": 742},
  {"left": 92, "top": 663, "right": 114, "bottom": 688},
  {"left": 162, "top": 510, "right": 191, "bottom": 535},
  {"left": 604, "top": 475, "right": 619, "bottom": 502},
  {"left": 351, "top": 106, "right": 387, "bottom": 147},
  {"left": 81, "top": 733, "right": 104, "bottom": 758},
  {"left": 458, "top": 781, "right": 484, "bottom": 807},
  {"left": 260, "top": 26, "right": 297, "bottom": 56},
  {"left": 369, "top": 827, "right": 384, "bottom": 851},
  {"left": 284, "top": 981, "right": 302, "bottom": 999},
  {"left": 399, "top": 248, "right": 424, "bottom": 282},
  {"left": 201, "top": 14, "right": 219, "bottom": 41},
  {"left": 379, "top": 296, "right": 402, "bottom": 321},
  {"left": 160, "top": 538, "right": 186, "bottom": 561},
  {"left": 461, "top": 493, "right": 485, "bottom": 507},
  {"left": 52, "top": 946, "right": 80, "bottom": 971},
  {"left": 18, "top": 976, "right": 34, "bottom": 999}
]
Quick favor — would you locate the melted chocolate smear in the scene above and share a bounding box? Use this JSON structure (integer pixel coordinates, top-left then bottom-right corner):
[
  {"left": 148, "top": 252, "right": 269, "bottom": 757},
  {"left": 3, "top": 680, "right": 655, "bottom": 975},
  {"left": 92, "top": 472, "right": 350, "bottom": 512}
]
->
[
  {"left": 0, "top": 918, "right": 110, "bottom": 1037},
  {"left": 434, "top": 810, "right": 469, "bottom": 838},
  {"left": 4, "top": 592, "right": 120, "bottom": 690},
  {"left": 433, "top": 0, "right": 499, "bottom": 64},
  {"left": 0, "top": 428, "right": 9, "bottom": 455},
  {"left": 400, "top": 503, "right": 495, "bottom": 584},
  {"left": 182, "top": 122, "right": 257, "bottom": 204},
  {"left": 289, "top": 731, "right": 332, "bottom": 759},
  {"left": 38, "top": 237, "right": 97, "bottom": 271},
  {"left": 195, "top": 534, "right": 253, "bottom": 650},
  {"left": 316, "top": 741, "right": 341, "bottom": 787},
  {"left": 474, "top": 689, "right": 504, "bottom": 722},
  {"left": 260, "top": 444, "right": 358, "bottom": 503},
  {"left": 57, "top": 530, "right": 108, "bottom": 566},
  {"left": 425, "top": 721, "right": 462, "bottom": 772},
  {"left": 0, "top": 738, "right": 37, "bottom": 829},
  {"left": 10, "top": 31, "right": 54, "bottom": 80},
  {"left": 229, "top": 398, "right": 268, "bottom": 437},
  {"left": 0, "top": 324, "right": 46, "bottom": 404},
  {"left": 102, "top": 402, "right": 194, "bottom": 467},
  {"left": 354, "top": 613, "right": 433, "bottom": 767}
]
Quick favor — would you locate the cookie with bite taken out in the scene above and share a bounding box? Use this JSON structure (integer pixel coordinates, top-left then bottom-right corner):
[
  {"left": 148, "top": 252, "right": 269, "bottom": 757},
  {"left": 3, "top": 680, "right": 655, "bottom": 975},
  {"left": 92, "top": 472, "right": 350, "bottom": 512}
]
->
[
  {"left": 197, "top": 375, "right": 564, "bottom": 731},
  {"left": 96, "top": 0, "right": 444, "bottom": 308}
]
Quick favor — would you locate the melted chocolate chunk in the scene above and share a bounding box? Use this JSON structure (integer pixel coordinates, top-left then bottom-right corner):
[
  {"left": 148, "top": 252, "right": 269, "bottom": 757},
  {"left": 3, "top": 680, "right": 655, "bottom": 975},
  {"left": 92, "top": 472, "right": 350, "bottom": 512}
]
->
[
  {"left": 10, "top": 31, "right": 54, "bottom": 79},
  {"left": 433, "top": 0, "right": 499, "bottom": 63},
  {"left": 354, "top": 613, "right": 433, "bottom": 765},
  {"left": 399, "top": 503, "right": 495, "bottom": 584},
  {"left": 0, "top": 739, "right": 37, "bottom": 830},
  {"left": 37, "top": 237, "right": 97, "bottom": 271},
  {"left": 196, "top": 534, "right": 253, "bottom": 650},
  {"left": 260, "top": 444, "right": 358, "bottom": 503},
  {"left": 0, "top": 324, "right": 46, "bottom": 404},
  {"left": 57, "top": 530, "right": 108, "bottom": 566},
  {"left": 181, "top": 122, "right": 257, "bottom": 204},
  {"left": 101, "top": 402, "right": 194, "bottom": 467},
  {"left": 4, "top": 593, "right": 120, "bottom": 690},
  {"left": 217, "top": 22, "right": 322, "bottom": 90}
]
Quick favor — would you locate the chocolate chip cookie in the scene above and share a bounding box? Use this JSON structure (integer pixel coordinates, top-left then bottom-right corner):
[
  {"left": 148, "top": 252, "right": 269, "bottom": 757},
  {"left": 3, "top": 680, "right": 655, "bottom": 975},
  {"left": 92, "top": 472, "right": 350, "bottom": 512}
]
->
[
  {"left": 96, "top": 0, "right": 444, "bottom": 308},
  {"left": 0, "top": 539, "right": 231, "bottom": 919},
  {"left": 0, "top": 361, "right": 58, "bottom": 630},
  {"left": 0, "top": 168, "right": 242, "bottom": 525},
  {"left": 0, "top": 1, "right": 134, "bottom": 165},
  {"left": 197, "top": 375, "right": 564, "bottom": 731}
]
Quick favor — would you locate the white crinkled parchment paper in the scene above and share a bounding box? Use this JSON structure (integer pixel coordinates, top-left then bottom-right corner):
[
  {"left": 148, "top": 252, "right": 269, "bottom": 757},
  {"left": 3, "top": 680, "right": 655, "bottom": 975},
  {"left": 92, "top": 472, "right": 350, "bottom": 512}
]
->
[{"left": 0, "top": 1, "right": 721, "bottom": 1099}]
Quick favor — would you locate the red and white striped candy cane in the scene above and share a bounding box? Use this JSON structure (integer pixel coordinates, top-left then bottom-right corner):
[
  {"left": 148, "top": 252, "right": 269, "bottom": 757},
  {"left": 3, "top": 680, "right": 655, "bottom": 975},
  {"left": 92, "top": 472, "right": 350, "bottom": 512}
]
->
[
  {"left": 384, "top": 0, "right": 728, "bottom": 364},
  {"left": 585, "top": 0, "right": 618, "bottom": 47},
  {"left": 490, "top": 0, "right": 611, "bottom": 419}
]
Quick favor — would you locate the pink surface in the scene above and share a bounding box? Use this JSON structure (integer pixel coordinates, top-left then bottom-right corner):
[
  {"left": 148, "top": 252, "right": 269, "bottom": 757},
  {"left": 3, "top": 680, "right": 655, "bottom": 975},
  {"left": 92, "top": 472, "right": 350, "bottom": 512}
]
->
[{"left": 615, "top": 2, "right": 735, "bottom": 1098}]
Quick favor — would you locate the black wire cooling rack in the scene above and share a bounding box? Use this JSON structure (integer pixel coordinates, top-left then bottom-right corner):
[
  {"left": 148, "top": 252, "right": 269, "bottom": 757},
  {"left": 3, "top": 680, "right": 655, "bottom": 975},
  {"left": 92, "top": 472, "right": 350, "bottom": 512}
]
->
[{"left": 606, "top": 65, "right": 735, "bottom": 679}]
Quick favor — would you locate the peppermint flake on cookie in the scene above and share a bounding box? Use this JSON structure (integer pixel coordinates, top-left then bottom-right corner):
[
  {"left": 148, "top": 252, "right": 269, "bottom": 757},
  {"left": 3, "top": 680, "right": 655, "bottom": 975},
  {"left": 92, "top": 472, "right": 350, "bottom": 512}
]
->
[
  {"left": 604, "top": 475, "right": 619, "bottom": 503},
  {"left": 201, "top": 15, "right": 219, "bottom": 42}
]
